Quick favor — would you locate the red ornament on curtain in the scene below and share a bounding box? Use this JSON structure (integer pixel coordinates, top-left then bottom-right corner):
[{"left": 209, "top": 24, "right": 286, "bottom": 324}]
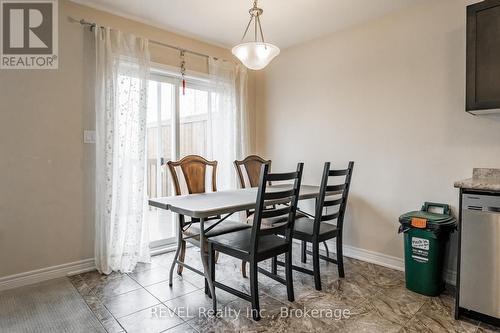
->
[{"left": 180, "top": 50, "right": 186, "bottom": 95}]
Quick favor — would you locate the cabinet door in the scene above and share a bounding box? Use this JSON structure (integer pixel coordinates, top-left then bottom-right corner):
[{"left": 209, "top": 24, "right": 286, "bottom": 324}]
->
[{"left": 466, "top": 1, "right": 500, "bottom": 112}]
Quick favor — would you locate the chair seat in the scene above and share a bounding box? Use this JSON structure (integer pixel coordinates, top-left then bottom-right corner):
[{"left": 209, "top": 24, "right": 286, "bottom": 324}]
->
[
  {"left": 246, "top": 210, "right": 306, "bottom": 229},
  {"left": 292, "top": 217, "right": 339, "bottom": 241},
  {"left": 184, "top": 220, "right": 251, "bottom": 239},
  {"left": 246, "top": 214, "right": 287, "bottom": 229},
  {"left": 208, "top": 228, "right": 289, "bottom": 261}
]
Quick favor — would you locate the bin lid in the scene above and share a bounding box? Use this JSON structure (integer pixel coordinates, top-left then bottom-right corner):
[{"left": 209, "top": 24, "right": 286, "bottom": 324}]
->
[
  {"left": 399, "top": 210, "right": 455, "bottom": 224},
  {"left": 399, "top": 202, "right": 456, "bottom": 230}
]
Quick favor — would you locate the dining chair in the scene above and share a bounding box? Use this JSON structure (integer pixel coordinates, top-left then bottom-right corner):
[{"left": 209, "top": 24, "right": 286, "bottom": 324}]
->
[
  {"left": 234, "top": 155, "right": 309, "bottom": 277},
  {"left": 207, "top": 163, "right": 304, "bottom": 321},
  {"left": 274, "top": 161, "right": 354, "bottom": 291},
  {"left": 234, "top": 155, "right": 271, "bottom": 277},
  {"left": 166, "top": 155, "right": 250, "bottom": 282},
  {"left": 234, "top": 155, "right": 272, "bottom": 190}
]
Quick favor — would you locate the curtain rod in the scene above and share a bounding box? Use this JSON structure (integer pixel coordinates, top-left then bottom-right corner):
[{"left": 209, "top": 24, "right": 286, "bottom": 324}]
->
[{"left": 69, "top": 16, "right": 220, "bottom": 61}]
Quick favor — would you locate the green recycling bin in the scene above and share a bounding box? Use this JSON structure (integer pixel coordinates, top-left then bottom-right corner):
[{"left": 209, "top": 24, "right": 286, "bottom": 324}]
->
[{"left": 399, "top": 202, "right": 456, "bottom": 296}]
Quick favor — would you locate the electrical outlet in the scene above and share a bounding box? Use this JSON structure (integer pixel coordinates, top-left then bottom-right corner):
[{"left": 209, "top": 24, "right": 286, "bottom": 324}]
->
[{"left": 83, "top": 130, "right": 96, "bottom": 144}]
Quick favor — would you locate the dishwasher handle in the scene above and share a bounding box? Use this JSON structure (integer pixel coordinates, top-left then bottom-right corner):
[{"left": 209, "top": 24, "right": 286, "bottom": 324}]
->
[
  {"left": 486, "top": 206, "right": 500, "bottom": 213},
  {"left": 465, "top": 205, "right": 500, "bottom": 212},
  {"left": 467, "top": 205, "right": 500, "bottom": 214},
  {"left": 463, "top": 194, "right": 500, "bottom": 212}
]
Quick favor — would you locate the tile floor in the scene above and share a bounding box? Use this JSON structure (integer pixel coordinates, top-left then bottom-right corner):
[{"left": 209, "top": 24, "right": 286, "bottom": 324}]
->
[{"left": 69, "top": 244, "right": 499, "bottom": 333}]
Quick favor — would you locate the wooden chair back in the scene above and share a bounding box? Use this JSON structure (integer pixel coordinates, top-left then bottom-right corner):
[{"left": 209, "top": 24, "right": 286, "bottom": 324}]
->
[
  {"left": 313, "top": 162, "right": 354, "bottom": 235},
  {"left": 167, "top": 155, "right": 217, "bottom": 195},
  {"left": 250, "top": 163, "right": 304, "bottom": 254},
  {"left": 234, "top": 155, "right": 271, "bottom": 188}
]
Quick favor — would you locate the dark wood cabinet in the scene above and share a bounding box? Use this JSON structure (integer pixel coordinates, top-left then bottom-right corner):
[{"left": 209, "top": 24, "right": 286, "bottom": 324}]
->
[{"left": 466, "top": 0, "right": 500, "bottom": 114}]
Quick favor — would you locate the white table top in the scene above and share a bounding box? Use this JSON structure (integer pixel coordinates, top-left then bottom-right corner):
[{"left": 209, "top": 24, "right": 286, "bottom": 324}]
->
[{"left": 148, "top": 184, "right": 324, "bottom": 218}]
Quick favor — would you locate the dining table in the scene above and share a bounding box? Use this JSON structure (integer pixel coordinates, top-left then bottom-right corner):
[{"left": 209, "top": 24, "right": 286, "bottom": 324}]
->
[{"left": 148, "top": 184, "right": 338, "bottom": 298}]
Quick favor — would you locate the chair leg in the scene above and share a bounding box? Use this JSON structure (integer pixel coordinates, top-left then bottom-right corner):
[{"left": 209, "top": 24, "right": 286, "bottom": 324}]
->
[
  {"left": 271, "top": 256, "right": 278, "bottom": 275},
  {"left": 249, "top": 261, "right": 260, "bottom": 321},
  {"left": 312, "top": 241, "right": 322, "bottom": 291},
  {"left": 209, "top": 243, "right": 217, "bottom": 311},
  {"left": 285, "top": 250, "right": 295, "bottom": 302},
  {"left": 336, "top": 235, "right": 345, "bottom": 278},
  {"left": 301, "top": 241, "right": 307, "bottom": 263},
  {"left": 169, "top": 234, "right": 183, "bottom": 286},
  {"left": 176, "top": 240, "right": 186, "bottom": 275},
  {"left": 241, "top": 260, "right": 247, "bottom": 278},
  {"left": 323, "top": 241, "right": 330, "bottom": 258}
]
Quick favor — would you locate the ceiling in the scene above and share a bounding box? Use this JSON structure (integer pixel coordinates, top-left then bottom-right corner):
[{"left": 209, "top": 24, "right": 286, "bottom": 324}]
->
[{"left": 71, "top": 0, "right": 424, "bottom": 49}]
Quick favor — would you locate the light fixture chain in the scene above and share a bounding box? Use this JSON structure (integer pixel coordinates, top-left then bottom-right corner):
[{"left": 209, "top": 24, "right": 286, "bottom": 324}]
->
[
  {"left": 257, "top": 15, "right": 266, "bottom": 45},
  {"left": 240, "top": 15, "right": 254, "bottom": 41},
  {"left": 254, "top": 14, "right": 258, "bottom": 41}
]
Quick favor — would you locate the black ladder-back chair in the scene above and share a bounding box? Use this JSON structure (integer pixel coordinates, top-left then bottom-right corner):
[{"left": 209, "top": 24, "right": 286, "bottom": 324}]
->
[
  {"left": 275, "top": 161, "right": 354, "bottom": 291},
  {"left": 234, "top": 155, "right": 271, "bottom": 278},
  {"left": 234, "top": 155, "right": 308, "bottom": 278},
  {"left": 207, "top": 163, "right": 304, "bottom": 321}
]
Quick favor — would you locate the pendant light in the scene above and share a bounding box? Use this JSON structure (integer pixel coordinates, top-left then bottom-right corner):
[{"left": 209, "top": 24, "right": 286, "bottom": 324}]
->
[{"left": 232, "top": 0, "right": 280, "bottom": 70}]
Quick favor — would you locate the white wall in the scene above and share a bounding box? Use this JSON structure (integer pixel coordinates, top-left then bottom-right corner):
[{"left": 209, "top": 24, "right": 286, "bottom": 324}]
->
[{"left": 257, "top": 0, "right": 500, "bottom": 272}]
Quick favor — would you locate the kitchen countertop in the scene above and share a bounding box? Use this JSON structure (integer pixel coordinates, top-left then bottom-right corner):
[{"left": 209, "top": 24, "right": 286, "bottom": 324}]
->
[{"left": 454, "top": 168, "right": 500, "bottom": 192}]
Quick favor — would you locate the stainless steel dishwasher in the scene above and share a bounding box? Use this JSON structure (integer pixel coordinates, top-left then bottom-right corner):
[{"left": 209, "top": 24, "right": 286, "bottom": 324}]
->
[{"left": 459, "top": 193, "right": 500, "bottom": 322}]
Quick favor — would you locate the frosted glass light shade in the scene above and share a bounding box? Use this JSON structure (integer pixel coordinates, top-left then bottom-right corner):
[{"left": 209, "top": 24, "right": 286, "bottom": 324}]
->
[{"left": 232, "top": 42, "right": 280, "bottom": 70}]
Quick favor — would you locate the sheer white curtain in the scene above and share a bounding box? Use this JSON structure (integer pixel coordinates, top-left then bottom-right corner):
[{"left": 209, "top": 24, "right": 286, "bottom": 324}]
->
[
  {"left": 94, "top": 27, "right": 151, "bottom": 274},
  {"left": 208, "top": 58, "right": 249, "bottom": 190}
]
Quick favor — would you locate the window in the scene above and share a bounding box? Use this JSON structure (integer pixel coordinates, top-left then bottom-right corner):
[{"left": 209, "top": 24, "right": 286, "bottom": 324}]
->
[
  {"left": 179, "top": 87, "right": 209, "bottom": 157},
  {"left": 145, "top": 68, "right": 212, "bottom": 248}
]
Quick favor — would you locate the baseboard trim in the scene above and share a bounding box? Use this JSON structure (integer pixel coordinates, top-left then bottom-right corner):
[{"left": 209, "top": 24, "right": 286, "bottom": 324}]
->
[
  {"left": 0, "top": 241, "right": 458, "bottom": 292},
  {"left": 318, "top": 240, "right": 457, "bottom": 286},
  {"left": 342, "top": 242, "right": 405, "bottom": 272},
  {"left": 0, "top": 246, "right": 179, "bottom": 292},
  {"left": 0, "top": 259, "right": 96, "bottom": 292},
  {"left": 150, "top": 244, "right": 178, "bottom": 256}
]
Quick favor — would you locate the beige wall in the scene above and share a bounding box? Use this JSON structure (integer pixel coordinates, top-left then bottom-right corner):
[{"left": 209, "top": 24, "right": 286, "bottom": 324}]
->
[
  {"left": 0, "top": 0, "right": 256, "bottom": 278},
  {"left": 256, "top": 0, "right": 500, "bottom": 272}
]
